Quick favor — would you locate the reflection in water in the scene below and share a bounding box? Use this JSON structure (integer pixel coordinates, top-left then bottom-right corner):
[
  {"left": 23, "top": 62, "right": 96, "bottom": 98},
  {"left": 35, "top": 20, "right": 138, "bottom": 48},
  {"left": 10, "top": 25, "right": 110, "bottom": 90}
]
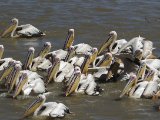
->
[{"left": 0, "top": 1, "right": 160, "bottom": 120}]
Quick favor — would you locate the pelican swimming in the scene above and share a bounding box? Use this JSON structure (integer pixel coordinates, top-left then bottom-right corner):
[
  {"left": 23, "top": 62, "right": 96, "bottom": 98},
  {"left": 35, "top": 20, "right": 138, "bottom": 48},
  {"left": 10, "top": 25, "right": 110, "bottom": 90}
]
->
[
  {"left": 120, "top": 65, "right": 159, "bottom": 99},
  {"left": 76, "top": 73, "right": 101, "bottom": 96},
  {"left": 0, "top": 45, "right": 22, "bottom": 71},
  {"left": 1, "top": 18, "right": 45, "bottom": 38},
  {"left": 23, "top": 94, "right": 70, "bottom": 118},
  {"left": 118, "top": 36, "right": 144, "bottom": 54},
  {"left": 29, "top": 42, "right": 52, "bottom": 71},
  {"left": 65, "top": 68, "right": 81, "bottom": 96}
]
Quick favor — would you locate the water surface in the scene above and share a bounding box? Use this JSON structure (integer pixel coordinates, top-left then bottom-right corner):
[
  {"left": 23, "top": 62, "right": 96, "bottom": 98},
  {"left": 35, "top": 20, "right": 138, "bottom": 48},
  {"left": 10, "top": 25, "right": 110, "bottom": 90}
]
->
[{"left": 0, "top": 1, "right": 160, "bottom": 120}]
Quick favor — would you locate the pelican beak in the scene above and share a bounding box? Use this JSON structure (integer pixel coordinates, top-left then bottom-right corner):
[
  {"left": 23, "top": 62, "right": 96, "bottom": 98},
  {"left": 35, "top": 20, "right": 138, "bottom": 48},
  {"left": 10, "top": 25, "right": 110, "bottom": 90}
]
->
[
  {"left": 136, "top": 63, "right": 146, "bottom": 80},
  {"left": 81, "top": 54, "right": 91, "bottom": 74},
  {"left": 23, "top": 95, "right": 44, "bottom": 118},
  {"left": 89, "top": 48, "right": 98, "bottom": 64},
  {"left": 13, "top": 73, "right": 28, "bottom": 98},
  {"left": 8, "top": 64, "right": 21, "bottom": 93},
  {"left": 119, "top": 75, "right": 136, "bottom": 98},
  {"left": 46, "top": 58, "right": 60, "bottom": 84},
  {"left": 65, "top": 71, "right": 81, "bottom": 96},
  {"left": 0, "top": 45, "right": 4, "bottom": 59},
  {"left": 97, "top": 53, "right": 112, "bottom": 67},
  {"left": 23, "top": 47, "right": 35, "bottom": 70},
  {"left": 38, "top": 42, "right": 51, "bottom": 58},
  {"left": 98, "top": 31, "right": 116, "bottom": 55},
  {"left": 145, "top": 70, "right": 155, "bottom": 81},
  {"left": 1, "top": 24, "right": 16, "bottom": 37},
  {"left": 63, "top": 29, "right": 75, "bottom": 50},
  {"left": 64, "top": 46, "right": 76, "bottom": 62},
  {"left": 0, "top": 60, "right": 15, "bottom": 82}
]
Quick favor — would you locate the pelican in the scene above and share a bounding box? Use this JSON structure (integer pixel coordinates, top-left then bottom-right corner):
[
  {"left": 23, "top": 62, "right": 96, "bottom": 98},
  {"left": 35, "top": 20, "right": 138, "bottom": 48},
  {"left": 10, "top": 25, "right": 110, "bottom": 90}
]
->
[
  {"left": 1, "top": 18, "right": 45, "bottom": 38},
  {"left": 0, "top": 60, "right": 46, "bottom": 97},
  {"left": 0, "top": 45, "right": 22, "bottom": 71},
  {"left": 63, "top": 29, "right": 74, "bottom": 50},
  {"left": 45, "top": 46, "right": 75, "bottom": 63},
  {"left": 118, "top": 36, "right": 146, "bottom": 55},
  {"left": 93, "top": 52, "right": 113, "bottom": 67},
  {"left": 18, "top": 70, "right": 46, "bottom": 96},
  {"left": 65, "top": 69, "right": 81, "bottom": 96},
  {"left": 7, "top": 64, "right": 21, "bottom": 93},
  {"left": 45, "top": 58, "right": 60, "bottom": 84},
  {"left": 98, "top": 31, "right": 117, "bottom": 55},
  {"left": 13, "top": 72, "right": 28, "bottom": 98},
  {"left": 111, "top": 39, "right": 129, "bottom": 54},
  {"left": 29, "top": 42, "right": 52, "bottom": 71},
  {"left": 120, "top": 67, "right": 159, "bottom": 99},
  {"left": 97, "top": 32, "right": 129, "bottom": 55},
  {"left": 23, "top": 94, "right": 70, "bottom": 118},
  {"left": 76, "top": 74, "right": 100, "bottom": 96}
]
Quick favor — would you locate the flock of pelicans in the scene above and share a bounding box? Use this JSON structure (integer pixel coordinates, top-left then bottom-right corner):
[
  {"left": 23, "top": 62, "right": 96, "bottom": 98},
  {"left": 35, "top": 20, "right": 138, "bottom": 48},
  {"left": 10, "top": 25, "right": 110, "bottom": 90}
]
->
[{"left": 0, "top": 18, "right": 160, "bottom": 119}]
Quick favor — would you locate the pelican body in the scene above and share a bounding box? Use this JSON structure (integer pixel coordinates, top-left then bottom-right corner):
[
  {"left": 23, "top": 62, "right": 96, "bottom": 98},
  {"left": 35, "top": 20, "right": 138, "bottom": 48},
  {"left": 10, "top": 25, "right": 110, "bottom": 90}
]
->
[{"left": 2, "top": 18, "right": 45, "bottom": 38}]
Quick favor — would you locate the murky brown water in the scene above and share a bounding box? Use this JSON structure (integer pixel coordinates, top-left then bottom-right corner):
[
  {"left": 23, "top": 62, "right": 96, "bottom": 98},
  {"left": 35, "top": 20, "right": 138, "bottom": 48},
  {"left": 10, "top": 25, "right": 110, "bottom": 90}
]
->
[{"left": 0, "top": 1, "right": 160, "bottom": 120}]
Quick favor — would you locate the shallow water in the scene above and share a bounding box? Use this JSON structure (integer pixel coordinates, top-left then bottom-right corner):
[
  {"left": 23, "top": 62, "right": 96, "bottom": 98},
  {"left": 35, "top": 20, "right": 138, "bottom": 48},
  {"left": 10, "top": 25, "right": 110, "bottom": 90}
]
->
[{"left": 0, "top": 0, "right": 160, "bottom": 120}]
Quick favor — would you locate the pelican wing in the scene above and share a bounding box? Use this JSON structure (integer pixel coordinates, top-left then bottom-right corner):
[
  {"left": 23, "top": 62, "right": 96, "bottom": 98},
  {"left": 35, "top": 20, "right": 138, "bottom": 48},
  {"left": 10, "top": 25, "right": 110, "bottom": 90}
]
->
[{"left": 17, "top": 24, "right": 45, "bottom": 37}]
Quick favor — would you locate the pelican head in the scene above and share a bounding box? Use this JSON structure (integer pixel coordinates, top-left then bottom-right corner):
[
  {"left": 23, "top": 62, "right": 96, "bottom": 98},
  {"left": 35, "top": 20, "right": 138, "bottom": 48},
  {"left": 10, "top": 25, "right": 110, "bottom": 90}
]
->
[
  {"left": 38, "top": 42, "right": 52, "bottom": 58},
  {"left": 13, "top": 73, "right": 28, "bottom": 98},
  {"left": 96, "top": 52, "right": 112, "bottom": 67},
  {"left": 23, "top": 47, "right": 35, "bottom": 70},
  {"left": 0, "top": 45, "right": 4, "bottom": 59},
  {"left": 65, "top": 70, "right": 81, "bottom": 96},
  {"left": 63, "top": 29, "right": 75, "bottom": 50},
  {"left": 1, "top": 18, "right": 19, "bottom": 37},
  {"left": 89, "top": 47, "right": 98, "bottom": 64},
  {"left": 0, "top": 60, "right": 15, "bottom": 82},
  {"left": 46, "top": 57, "right": 60, "bottom": 84},
  {"left": 98, "top": 31, "right": 117, "bottom": 55},
  {"left": 8, "top": 64, "right": 21, "bottom": 93},
  {"left": 23, "top": 94, "right": 46, "bottom": 118},
  {"left": 11, "top": 18, "right": 18, "bottom": 25},
  {"left": 119, "top": 74, "right": 137, "bottom": 98}
]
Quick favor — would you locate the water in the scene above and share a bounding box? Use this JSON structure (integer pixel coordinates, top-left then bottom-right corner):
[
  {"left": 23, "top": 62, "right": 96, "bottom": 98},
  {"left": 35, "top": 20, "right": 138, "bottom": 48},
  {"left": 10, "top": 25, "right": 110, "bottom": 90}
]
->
[{"left": 0, "top": 0, "right": 160, "bottom": 120}]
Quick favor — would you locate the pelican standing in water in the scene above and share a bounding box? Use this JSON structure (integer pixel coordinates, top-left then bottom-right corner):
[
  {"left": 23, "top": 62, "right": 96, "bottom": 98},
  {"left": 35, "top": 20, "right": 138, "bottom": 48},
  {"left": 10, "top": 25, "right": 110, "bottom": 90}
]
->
[
  {"left": 23, "top": 94, "right": 70, "bottom": 118},
  {"left": 1, "top": 18, "right": 46, "bottom": 38}
]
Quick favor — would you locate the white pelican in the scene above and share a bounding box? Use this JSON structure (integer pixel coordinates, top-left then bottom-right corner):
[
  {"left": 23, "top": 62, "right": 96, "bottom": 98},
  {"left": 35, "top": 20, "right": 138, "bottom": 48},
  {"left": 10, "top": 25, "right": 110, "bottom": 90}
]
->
[
  {"left": 76, "top": 74, "right": 100, "bottom": 96},
  {"left": 63, "top": 29, "right": 74, "bottom": 50},
  {"left": 63, "top": 28, "right": 95, "bottom": 54},
  {"left": 45, "top": 46, "right": 75, "bottom": 63},
  {"left": 23, "top": 94, "right": 70, "bottom": 118},
  {"left": 1, "top": 18, "right": 46, "bottom": 38},
  {"left": 0, "top": 45, "right": 22, "bottom": 71},
  {"left": 45, "top": 58, "right": 60, "bottom": 84},
  {"left": 18, "top": 70, "right": 46, "bottom": 96},
  {"left": 29, "top": 42, "right": 52, "bottom": 71},
  {"left": 118, "top": 36, "right": 144, "bottom": 54},
  {"left": 120, "top": 67, "right": 159, "bottom": 99},
  {"left": 111, "top": 39, "right": 129, "bottom": 54},
  {"left": 0, "top": 60, "right": 46, "bottom": 97},
  {"left": 93, "top": 52, "right": 113, "bottom": 67},
  {"left": 7, "top": 64, "right": 21, "bottom": 93},
  {"left": 65, "top": 69, "right": 81, "bottom": 96},
  {"left": 98, "top": 31, "right": 117, "bottom": 55}
]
